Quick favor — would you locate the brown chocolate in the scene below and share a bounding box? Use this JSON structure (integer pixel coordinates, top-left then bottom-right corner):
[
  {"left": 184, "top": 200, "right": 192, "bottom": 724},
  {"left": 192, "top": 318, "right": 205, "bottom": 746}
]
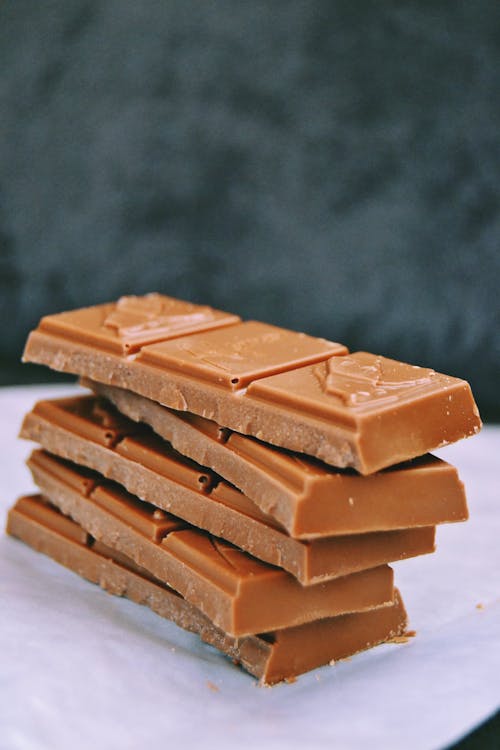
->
[
  {"left": 85, "top": 381, "right": 469, "bottom": 538},
  {"left": 35, "top": 293, "right": 241, "bottom": 354},
  {"left": 25, "top": 449, "right": 394, "bottom": 636},
  {"left": 22, "top": 294, "right": 481, "bottom": 472},
  {"left": 21, "top": 397, "right": 437, "bottom": 583},
  {"left": 6, "top": 494, "right": 408, "bottom": 684}
]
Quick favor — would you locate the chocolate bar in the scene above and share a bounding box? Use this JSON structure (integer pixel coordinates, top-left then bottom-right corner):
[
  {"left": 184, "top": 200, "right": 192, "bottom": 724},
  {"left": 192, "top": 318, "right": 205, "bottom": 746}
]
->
[
  {"left": 84, "top": 381, "right": 469, "bottom": 538},
  {"left": 6, "top": 494, "right": 408, "bottom": 684},
  {"left": 26, "top": 449, "right": 394, "bottom": 636},
  {"left": 20, "top": 396, "right": 438, "bottom": 583},
  {"left": 22, "top": 294, "right": 481, "bottom": 473}
]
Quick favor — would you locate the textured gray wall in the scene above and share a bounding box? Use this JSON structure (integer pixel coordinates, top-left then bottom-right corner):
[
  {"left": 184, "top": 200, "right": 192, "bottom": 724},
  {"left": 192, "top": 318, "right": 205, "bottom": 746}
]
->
[{"left": 1, "top": 1, "right": 499, "bottom": 418}]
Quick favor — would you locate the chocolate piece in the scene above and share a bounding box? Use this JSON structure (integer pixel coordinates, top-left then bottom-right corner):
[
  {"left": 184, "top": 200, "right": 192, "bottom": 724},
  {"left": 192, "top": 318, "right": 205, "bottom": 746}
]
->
[
  {"left": 26, "top": 450, "right": 394, "bottom": 636},
  {"left": 35, "top": 293, "right": 241, "bottom": 355},
  {"left": 85, "top": 381, "right": 469, "bottom": 538},
  {"left": 134, "top": 319, "right": 345, "bottom": 390},
  {"left": 6, "top": 495, "right": 408, "bottom": 684},
  {"left": 21, "top": 397, "right": 437, "bottom": 583},
  {"left": 23, "top": 294, "right": 480, "bottom": 472}
]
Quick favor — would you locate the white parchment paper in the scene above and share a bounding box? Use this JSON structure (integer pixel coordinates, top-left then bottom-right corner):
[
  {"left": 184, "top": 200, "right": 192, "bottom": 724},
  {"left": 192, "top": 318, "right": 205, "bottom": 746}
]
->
[{"left": 1, "top": 384, "right": 498, "bottom": 750}]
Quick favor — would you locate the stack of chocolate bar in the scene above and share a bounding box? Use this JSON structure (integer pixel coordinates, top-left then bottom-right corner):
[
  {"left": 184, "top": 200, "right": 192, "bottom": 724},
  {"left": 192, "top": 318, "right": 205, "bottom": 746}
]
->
[{"left": 6, "top": 294, "right": 481, "bottom": 684}]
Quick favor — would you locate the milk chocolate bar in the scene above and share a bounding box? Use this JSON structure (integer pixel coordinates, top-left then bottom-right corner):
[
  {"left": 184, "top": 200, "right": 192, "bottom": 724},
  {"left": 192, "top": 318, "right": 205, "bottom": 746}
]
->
[
  {"left": 26, "top": 449, "right": 394, "bottom": 636},
  {"left": 6, "top": 495, "right": 408, "bottom": 684},
  {"left": 21, "top": 396, "right": 437, "bottom": 583},
  {"left": 85, "top": 381, "right": 469, "bottom": 538},
  {"left": 22, "top": 294, "right": 481, "bottom": 473}
]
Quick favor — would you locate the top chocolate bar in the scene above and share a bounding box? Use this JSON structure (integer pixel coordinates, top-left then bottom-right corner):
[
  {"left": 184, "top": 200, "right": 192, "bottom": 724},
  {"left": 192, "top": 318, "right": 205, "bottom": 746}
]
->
[{"left": 23, "top": 293, "right": 481, "bottom": 473}]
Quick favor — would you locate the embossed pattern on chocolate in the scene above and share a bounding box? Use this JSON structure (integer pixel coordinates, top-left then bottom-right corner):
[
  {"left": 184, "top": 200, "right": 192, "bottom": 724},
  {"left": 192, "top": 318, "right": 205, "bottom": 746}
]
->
[
  {"left": 250, "top": 353, "right": 469, "bottom": 420},
  {"left": 37, "top": 293, "right": 241, "bottom": 355},
  {"left": 103, "top": 294, "right": 239, "bottom": 353},
  {"left": 318, "top": 354, "right": 437, "bottom": 407}
]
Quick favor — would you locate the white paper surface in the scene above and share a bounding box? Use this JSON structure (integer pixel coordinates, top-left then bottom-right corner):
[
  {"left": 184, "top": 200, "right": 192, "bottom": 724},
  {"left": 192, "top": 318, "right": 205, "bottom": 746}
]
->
[{"left": 1, "top": 384, "right": 499, "bottom": 750}]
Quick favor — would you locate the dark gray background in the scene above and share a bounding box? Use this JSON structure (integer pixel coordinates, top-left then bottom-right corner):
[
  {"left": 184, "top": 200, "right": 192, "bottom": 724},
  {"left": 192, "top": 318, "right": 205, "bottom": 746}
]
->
[{"left": 1, "top": 0, "right": 499, "bottom": 419}]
